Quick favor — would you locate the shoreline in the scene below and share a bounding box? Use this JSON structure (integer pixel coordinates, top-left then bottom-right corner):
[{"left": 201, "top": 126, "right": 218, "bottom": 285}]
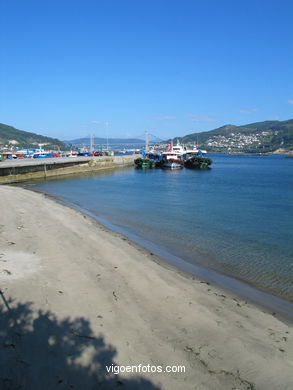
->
[
  {"left": 1, "top": 185, "right": 292, "bottom": 389},
  {"left": 21, "top": 182, "right": 293, "bottom": 322},
  {"left": 64, "top": 203, "right": 293, "bottom": 321}
]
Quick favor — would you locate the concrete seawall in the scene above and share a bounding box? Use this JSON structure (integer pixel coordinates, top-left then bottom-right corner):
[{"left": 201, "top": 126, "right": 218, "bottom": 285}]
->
[{"left": 0, "top": 155, "right": 137, "bottom": 183}]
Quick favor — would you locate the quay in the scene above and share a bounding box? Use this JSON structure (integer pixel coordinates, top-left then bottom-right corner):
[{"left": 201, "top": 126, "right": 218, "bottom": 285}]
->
[{"left": 0, "top": 155, "right": 137, "bottom": 183}]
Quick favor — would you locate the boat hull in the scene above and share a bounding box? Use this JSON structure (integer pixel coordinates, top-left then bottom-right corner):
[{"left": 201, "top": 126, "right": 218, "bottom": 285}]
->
[
  {"left": 162, "top": 161, "right": 183, "bottom": 169},
  {"left": 134, "top": 158, "right": 159, "bottom": 169},
  {"left": 184, "top": 156, "right": 212, "bottom": 169}
]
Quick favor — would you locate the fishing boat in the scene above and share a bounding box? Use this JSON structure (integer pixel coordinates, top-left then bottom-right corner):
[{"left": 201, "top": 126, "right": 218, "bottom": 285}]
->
[
  {"left": 135, "top": 131, "right": 163, "bottom": 168},
  {"left": 184, "top": 150, "right": 212, "bottom": 169},
  {"left": 162, "top": 140, "right": 206, "bottom": 161},
  {"left": 161, "top": 156, "right": 184, "bottom": 169},
  {"left": 134, "top": 150, "right": 162, "bottom": 169},
  {"left": 161, "top": 140, "right": 184, "bottom": 169},
  {"left": 183, "top": 146, "right": 207, "bottom": 159}
]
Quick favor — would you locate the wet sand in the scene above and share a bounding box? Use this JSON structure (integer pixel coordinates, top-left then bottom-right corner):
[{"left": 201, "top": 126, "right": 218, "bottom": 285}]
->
[{"left": 0, "top": 185, "right": 292, "bottom": 389}]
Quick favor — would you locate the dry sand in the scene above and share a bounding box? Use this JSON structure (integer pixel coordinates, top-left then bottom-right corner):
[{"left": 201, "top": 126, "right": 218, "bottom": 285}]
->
[{"left": 0, "top": 185, "right": 292, "bottom": 390}]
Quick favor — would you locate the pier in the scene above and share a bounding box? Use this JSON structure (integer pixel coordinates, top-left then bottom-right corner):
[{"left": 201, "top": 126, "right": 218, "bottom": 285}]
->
[{"left": 0, "top": 155, "right": 136, "bottom": 183}]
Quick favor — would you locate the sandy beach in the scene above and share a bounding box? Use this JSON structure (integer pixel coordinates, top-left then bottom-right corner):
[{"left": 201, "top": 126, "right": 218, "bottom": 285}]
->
[{"left": 0, "top": 185, "right": 292, "bottom": 390}]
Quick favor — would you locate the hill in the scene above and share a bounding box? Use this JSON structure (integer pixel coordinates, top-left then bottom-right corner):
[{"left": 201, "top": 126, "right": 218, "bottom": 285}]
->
[
  {"left": 0, "top": 123, "right": 66, "bottom": 150},
  {"left": 174, "top": 119, "right": 293, "bottom": 153}
]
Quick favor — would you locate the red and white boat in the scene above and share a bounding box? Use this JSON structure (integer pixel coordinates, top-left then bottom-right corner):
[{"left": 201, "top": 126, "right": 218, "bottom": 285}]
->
[{"left": 161, "top": 140, "right": 184, "bottom": 169}]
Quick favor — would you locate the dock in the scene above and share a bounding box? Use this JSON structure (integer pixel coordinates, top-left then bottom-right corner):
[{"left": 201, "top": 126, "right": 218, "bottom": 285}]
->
[{"left": 0, "top": 155, "right": 137, "bottom": 183}]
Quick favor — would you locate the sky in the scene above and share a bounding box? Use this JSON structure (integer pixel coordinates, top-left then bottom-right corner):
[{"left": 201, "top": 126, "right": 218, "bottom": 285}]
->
[{"left": 1, "top": 0, "right": 293, "bottom": 140}]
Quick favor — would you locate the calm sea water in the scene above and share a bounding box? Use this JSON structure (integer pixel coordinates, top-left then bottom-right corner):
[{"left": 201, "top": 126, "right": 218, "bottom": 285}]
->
[{"left": 27, "top": 154, "right": 293, "bottom": 302}]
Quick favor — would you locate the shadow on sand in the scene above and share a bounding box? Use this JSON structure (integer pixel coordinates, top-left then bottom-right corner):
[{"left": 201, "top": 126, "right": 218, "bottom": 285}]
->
[{"left": 0, "top": 291, "right": 161, "bottom": 390}]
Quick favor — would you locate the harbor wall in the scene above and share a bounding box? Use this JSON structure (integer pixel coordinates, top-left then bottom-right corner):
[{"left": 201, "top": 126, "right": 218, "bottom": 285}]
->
[{"left": 0, "top": 155, "right": 137, "bottom": 183}]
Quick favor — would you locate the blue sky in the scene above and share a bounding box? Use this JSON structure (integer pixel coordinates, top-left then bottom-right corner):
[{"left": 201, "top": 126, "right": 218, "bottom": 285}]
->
[{"left": 1, "top": 0, "right": 293, "bottom": 140}]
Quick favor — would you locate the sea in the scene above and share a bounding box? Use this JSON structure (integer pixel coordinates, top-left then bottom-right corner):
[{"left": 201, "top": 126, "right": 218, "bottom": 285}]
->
[{"left": 25, "top": 154, "right": 293, "bottom": 308}]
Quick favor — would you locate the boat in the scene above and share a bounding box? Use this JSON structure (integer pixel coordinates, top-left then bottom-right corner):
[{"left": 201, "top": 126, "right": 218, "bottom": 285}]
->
[
  {"left": 161, "top": 157, "right": 184, "bottom": 169},
  {"left": 161, "top": 140, "right": 184, "bottom": 169},
  {"left": 184, "top": 150, "right": 212, "bottom": 169},
  {"left": 134, "top": 131, "right": 163, "bottom": 169},
  {"left": 162, "top": 140, "right": 206, "bottom": 161},
  {"left": 134, "top": 150, "right": 162, "bottom": 169},
  {"left": 183, "top": 146, "right": 207, "bottom": 159}
]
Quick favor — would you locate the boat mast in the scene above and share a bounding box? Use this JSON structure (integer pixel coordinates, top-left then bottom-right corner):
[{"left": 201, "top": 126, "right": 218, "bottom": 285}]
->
[{"left": 145, "top": 131, "right": 149, "bottom": 152}]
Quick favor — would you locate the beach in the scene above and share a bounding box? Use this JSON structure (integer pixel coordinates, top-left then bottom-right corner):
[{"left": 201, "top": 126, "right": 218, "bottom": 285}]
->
[{"left": 0, "top": 185, "right": 292, "bottom": 390}]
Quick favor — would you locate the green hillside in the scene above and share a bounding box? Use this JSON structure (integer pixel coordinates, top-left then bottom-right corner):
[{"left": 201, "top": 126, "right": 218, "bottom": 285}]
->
[
  {"left": 0, "top": 123, "right": 66, "bottom": 150},
  {"left": 174, "top": 119, "right": 293, "bottom": 153}
]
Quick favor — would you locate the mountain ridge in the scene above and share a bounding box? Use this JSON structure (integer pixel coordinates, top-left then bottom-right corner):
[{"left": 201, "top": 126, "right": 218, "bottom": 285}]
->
[
  {"left": 0, "top": 123, "right": 66, "bottom": 150},
  {"left": 174, "top": 119, "right": 293, "bottom": 153}
]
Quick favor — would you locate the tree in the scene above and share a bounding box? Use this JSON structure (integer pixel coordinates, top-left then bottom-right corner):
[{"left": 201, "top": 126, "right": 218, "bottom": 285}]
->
[{"left": 0, "top": 292, "right": 160, "bottom": 390}]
